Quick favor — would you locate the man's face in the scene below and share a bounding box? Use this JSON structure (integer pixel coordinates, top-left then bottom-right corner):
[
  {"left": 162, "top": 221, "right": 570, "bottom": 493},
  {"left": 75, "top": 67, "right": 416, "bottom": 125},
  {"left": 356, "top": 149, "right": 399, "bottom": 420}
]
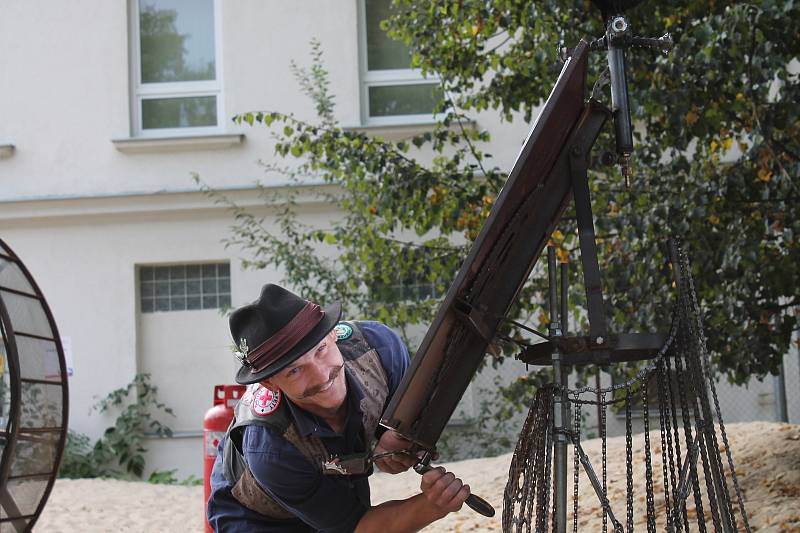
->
[{"left": 264, "top": 329, "right": 347, "bottom": 414}]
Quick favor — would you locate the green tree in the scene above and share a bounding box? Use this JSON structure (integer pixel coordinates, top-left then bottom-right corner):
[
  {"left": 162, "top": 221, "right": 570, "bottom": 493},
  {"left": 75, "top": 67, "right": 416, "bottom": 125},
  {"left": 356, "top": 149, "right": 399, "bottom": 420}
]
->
[
  {"left": 204, "top": 1, "right": 798, "bottom": 396},
  {"left": 383, "top": 0, "right": 799, "bottom": 385}
]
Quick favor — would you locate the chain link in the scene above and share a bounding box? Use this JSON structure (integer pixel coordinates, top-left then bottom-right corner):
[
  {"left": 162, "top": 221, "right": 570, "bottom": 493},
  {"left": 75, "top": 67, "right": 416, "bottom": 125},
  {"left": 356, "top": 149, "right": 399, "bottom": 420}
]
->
[
  {"left": 657, "top": 359, "right": 674, "bottom": 533},
  {"left": 573, "top": 403, "right": 581, "bottom": 533},
  {"left": 600, "top": 392, "right": 608, "bottom": 533},
  {"left": 673, "top": 244, "right": 708, "bottom": 533},
  {"left": 503, "top": 385, "right": 556, "bottom": 532},
  {"left": 625, "top": 387, "right": 634, "bottom": 533},
  {"left": 642, "top": 376, "right": 657, "bottom": 533},
  {"left": 679, "top": 241, "right": 751, "bottom": 533}
]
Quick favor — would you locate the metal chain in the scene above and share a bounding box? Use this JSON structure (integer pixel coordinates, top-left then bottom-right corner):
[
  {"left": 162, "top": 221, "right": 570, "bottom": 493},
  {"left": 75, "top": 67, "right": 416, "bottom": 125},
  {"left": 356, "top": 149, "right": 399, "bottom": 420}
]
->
[
  {"left": 675, "top": 243, "right": 724, "bottom": 533},
  {"left": 573, "top": 403, "right": 581, "bottom": 533},
  {"left": 502, "top": 239, "right": 750, "bottom": 533},
  {"left": 542, "top": 409, "right": 554, "bottom": 533},
  {"left": 600, "top": 392, "right": 608, "bottom": 533},
  {"left": 565, "top": 319, "right": 678, "bottom": 398},
  {"left": 657, "top": 358, "right": 674, "bottom": 533},
  {"left": 625, "top": 387, "right": 634, "bottom": 533},
  {"left": 665, "top": 345, "right": 689, "bottom": 532},
  {"left": 642, "top": 376, "right": 657, "bottom": 533},
  {"left": 673, "top": 248, "right": 708, "bottom": 533},
  {"left": 504, "top": 385, "right": 555, "bottom": 532},
  {"left": 679, "top": 241, "right": 751, "bottom": 533}
]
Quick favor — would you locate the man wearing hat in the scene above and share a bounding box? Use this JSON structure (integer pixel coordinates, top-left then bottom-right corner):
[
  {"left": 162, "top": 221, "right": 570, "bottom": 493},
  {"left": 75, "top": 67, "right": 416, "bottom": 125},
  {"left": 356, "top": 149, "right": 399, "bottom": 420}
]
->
[{"left": 207, "top": 284, "right": 471, "bottom": 531}]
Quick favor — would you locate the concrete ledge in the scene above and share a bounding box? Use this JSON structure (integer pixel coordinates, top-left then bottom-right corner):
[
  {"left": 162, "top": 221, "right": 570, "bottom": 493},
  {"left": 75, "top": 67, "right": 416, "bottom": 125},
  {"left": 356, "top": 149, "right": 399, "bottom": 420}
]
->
[
  {"left": 0, "top": 183, "right": 339, "bottom": 221},
  {"left": 112, "top": 133, "right": 245, "bottom": 153}
]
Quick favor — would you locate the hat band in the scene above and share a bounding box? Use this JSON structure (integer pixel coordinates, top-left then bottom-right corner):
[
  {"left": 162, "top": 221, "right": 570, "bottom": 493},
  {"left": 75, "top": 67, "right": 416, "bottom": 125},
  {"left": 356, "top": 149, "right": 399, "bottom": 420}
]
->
[{"left": 247, "top": 302, "right": 324, "bottom": 373}]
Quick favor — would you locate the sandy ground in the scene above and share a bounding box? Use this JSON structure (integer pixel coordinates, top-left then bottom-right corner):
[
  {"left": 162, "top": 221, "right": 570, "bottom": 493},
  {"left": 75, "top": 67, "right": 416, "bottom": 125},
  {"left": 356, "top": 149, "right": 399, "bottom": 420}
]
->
[{"left": 36, "top": 421, "right": 799, "bottom": 532}]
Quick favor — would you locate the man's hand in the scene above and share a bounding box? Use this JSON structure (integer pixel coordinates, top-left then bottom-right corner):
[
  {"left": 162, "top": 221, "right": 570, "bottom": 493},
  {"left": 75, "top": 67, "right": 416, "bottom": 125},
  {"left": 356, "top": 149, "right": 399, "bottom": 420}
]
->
[
  {"left": 354, "top": 462, "right": 472, "bottom": 532},
  {"left": 372, "top": 430, "right": 418, "bottom": 474},
  {"left": 420, "top": 466, "right": 470, "bottom": 518}
]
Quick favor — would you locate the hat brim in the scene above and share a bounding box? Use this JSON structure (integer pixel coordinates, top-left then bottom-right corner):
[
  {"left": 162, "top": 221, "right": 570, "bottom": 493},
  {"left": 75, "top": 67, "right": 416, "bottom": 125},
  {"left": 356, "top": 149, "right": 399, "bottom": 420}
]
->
[{"left": 234, "top": 301, "right": 342, "bottom": 385}]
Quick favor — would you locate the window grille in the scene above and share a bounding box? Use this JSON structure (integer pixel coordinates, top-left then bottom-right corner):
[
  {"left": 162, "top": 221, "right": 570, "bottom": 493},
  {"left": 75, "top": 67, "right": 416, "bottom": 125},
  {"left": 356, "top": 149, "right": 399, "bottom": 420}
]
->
[{"left": 139, "top": 262, "right": 230, "bottom": 313}]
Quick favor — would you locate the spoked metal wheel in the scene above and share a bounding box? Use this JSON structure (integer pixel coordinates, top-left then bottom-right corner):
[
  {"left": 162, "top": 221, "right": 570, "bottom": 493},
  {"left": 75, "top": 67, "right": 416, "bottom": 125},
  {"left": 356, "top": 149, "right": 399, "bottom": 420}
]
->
[{"left": 0, "top": 239, "right": 68, "bottom": 532}]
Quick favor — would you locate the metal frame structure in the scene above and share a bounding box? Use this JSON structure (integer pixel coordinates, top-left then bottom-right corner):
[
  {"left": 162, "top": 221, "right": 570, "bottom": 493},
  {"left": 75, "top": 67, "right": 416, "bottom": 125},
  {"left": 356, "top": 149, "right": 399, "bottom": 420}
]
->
[
  {"left": 0, "top": 239, "right": 69, "bottom": 532},
  {"left": 380, "top": 40, "right": 593, "bottom": 451},
  {"left": 376, "top": 2, "right": 739, "bottom": 528}
]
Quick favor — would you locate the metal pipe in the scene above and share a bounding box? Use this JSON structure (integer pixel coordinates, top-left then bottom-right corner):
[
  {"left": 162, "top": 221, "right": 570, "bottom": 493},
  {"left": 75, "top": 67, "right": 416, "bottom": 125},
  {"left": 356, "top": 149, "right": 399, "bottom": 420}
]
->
[
  {"left": 549, "top": 246, "right": 568, "bottom": 533},
  {"left": 606, "top": 16, "right": 633, "bottom": 158},
  {"left": 560, "top": 262, "right": 569, "bottom": 335},
  {"left": 549, "top": 246, "right": 559, "bottom": 330},
  {"left": 573, "top": 440, "right": 623, "bottom": 530},
  {"left": 774, "top": 360, "right": 788, "bottom": 423}
]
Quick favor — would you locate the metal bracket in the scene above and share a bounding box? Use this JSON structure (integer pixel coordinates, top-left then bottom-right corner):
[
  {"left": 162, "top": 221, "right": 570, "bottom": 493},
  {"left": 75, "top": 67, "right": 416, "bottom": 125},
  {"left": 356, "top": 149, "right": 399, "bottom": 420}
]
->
[
  {"left": 568, "top": 124, "right": 610, "bottom": 347},
  {"left": 453, "top": 299, "right": 494, "bottom": 341}
]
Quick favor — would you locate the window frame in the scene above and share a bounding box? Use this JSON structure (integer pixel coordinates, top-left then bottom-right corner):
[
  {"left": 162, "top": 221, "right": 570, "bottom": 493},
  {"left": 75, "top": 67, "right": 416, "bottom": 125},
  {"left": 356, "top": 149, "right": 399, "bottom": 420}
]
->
[
  {"left": 138, "top": 261, "right": 231, "bottom": 314},
  {"left": 128, "top": 0, "right": 224, "bottom": 137},
  {"left": 357, "top": 0, "right": 441, "bottom": 126}
]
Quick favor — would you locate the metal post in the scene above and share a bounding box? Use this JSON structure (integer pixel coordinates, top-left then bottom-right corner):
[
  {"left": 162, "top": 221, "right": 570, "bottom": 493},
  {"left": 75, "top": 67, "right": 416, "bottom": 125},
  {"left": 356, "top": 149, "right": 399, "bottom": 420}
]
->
[
  {"left": 549, "top": 246, "right": 568, "bottom": 533},
  {"left": 774, "top": 359, "right": 788, "bottom": 423},
  {"left": 606, "top": 14, "right": 633, "bottom": 179},
  {"left": 560, "top": 262, "right": 569, "bottom": 336}
]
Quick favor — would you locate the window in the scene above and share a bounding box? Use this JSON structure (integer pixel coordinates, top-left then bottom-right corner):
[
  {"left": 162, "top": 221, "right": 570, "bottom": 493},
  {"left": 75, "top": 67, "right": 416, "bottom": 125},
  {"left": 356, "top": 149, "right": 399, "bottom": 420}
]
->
[
  {"left": 139, "top": 263, "right": 230, "bottom": 313},
  {"left": 130, "top": 0, "right": 222, "bottom": 136},
  {"left": 370, "top": 248, "right": 445, "bottom": 303},
  {"left": 373, "top": 275, "right": 443, "bottom": 303},
  {"left": 360, "top": 0, "right": 442, "bottom": 124}
]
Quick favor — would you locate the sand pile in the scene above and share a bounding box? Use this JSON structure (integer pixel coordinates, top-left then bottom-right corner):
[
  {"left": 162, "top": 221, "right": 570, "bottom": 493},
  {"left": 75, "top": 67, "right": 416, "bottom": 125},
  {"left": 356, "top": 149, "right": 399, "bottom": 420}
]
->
[{"left": 37, "top": 421, "right": 799, "bottom": 532}]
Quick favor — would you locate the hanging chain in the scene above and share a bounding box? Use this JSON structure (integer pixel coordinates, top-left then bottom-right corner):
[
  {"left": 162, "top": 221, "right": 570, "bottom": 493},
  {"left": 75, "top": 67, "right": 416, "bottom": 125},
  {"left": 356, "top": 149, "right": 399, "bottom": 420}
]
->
[
  {"left": 542, "top": 408, "right": 554, "bottom": 533},
  {"left": 504, "top": 385, "right": 556, "bottom": 533},
  {"left": 573, "top": 402, "right": 581, "bottom": 533},
  {"left": 665, "top": 345, "right": 690, "bottom": 532},
  {"left": 673, "top": 244, "right": 709, "bottom": 533},
  {"left": 600, "top": 391, "right": 608, "bottom": 533},
  {"left": 625, "top": 387, "right": 634, "bottom": 533},
  {"left": 503, "top": 239, "right": 750, "bottom": 533},
  {"left": 679, "top": 241, "right": 751, "bottom": 533},
  {"left": 642, "top": 375, "right": 657, "bottom": 533},
  {"left": 657, "top": 358, "right": 675, "bottom": 533},
  {"left": 675, "top": 243, "right": 725, "bottom": 533}
]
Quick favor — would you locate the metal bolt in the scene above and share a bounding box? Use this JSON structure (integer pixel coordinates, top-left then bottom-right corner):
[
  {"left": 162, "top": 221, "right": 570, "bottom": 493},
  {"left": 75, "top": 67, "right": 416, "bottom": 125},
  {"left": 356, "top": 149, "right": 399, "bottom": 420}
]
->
[
  {"left": 611, "top": 16, "right": 628, "bottom": 33},
  {"left": 601, "top": 151, "right": 617, "bottom": 166},
  {"left": 596, "top": 336, "right": 605, "bottom": 345}
]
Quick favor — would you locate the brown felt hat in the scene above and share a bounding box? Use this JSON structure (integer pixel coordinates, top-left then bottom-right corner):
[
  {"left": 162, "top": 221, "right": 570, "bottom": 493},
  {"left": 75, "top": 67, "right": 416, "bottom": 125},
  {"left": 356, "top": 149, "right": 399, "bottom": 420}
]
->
[{"left": 230, "top": 284, "right": 341, "bottom": 384}]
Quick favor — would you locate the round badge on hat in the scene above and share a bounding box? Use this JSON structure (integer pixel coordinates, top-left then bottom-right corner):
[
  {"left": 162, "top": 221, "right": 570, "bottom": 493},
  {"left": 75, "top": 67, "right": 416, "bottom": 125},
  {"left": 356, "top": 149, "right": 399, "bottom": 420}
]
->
[
  {"left": 252, "top": 387, "right": 281, "bottom": 416},
  {"left": 334, "top": 322, "right": 352, "bottom": 341}
]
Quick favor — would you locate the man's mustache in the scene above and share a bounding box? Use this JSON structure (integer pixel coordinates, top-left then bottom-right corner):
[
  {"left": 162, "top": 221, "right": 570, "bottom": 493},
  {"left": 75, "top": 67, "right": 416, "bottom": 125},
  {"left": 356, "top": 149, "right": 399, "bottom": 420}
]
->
[{"left": 301, "top": 363, "right": 344, "bottom": 399}]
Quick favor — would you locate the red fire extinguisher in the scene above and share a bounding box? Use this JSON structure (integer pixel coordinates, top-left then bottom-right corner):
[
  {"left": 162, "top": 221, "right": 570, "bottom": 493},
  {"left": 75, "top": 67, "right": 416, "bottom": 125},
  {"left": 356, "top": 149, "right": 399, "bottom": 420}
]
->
[{"left": 204, "top": 384, "right": 246, "bottom": 533}]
